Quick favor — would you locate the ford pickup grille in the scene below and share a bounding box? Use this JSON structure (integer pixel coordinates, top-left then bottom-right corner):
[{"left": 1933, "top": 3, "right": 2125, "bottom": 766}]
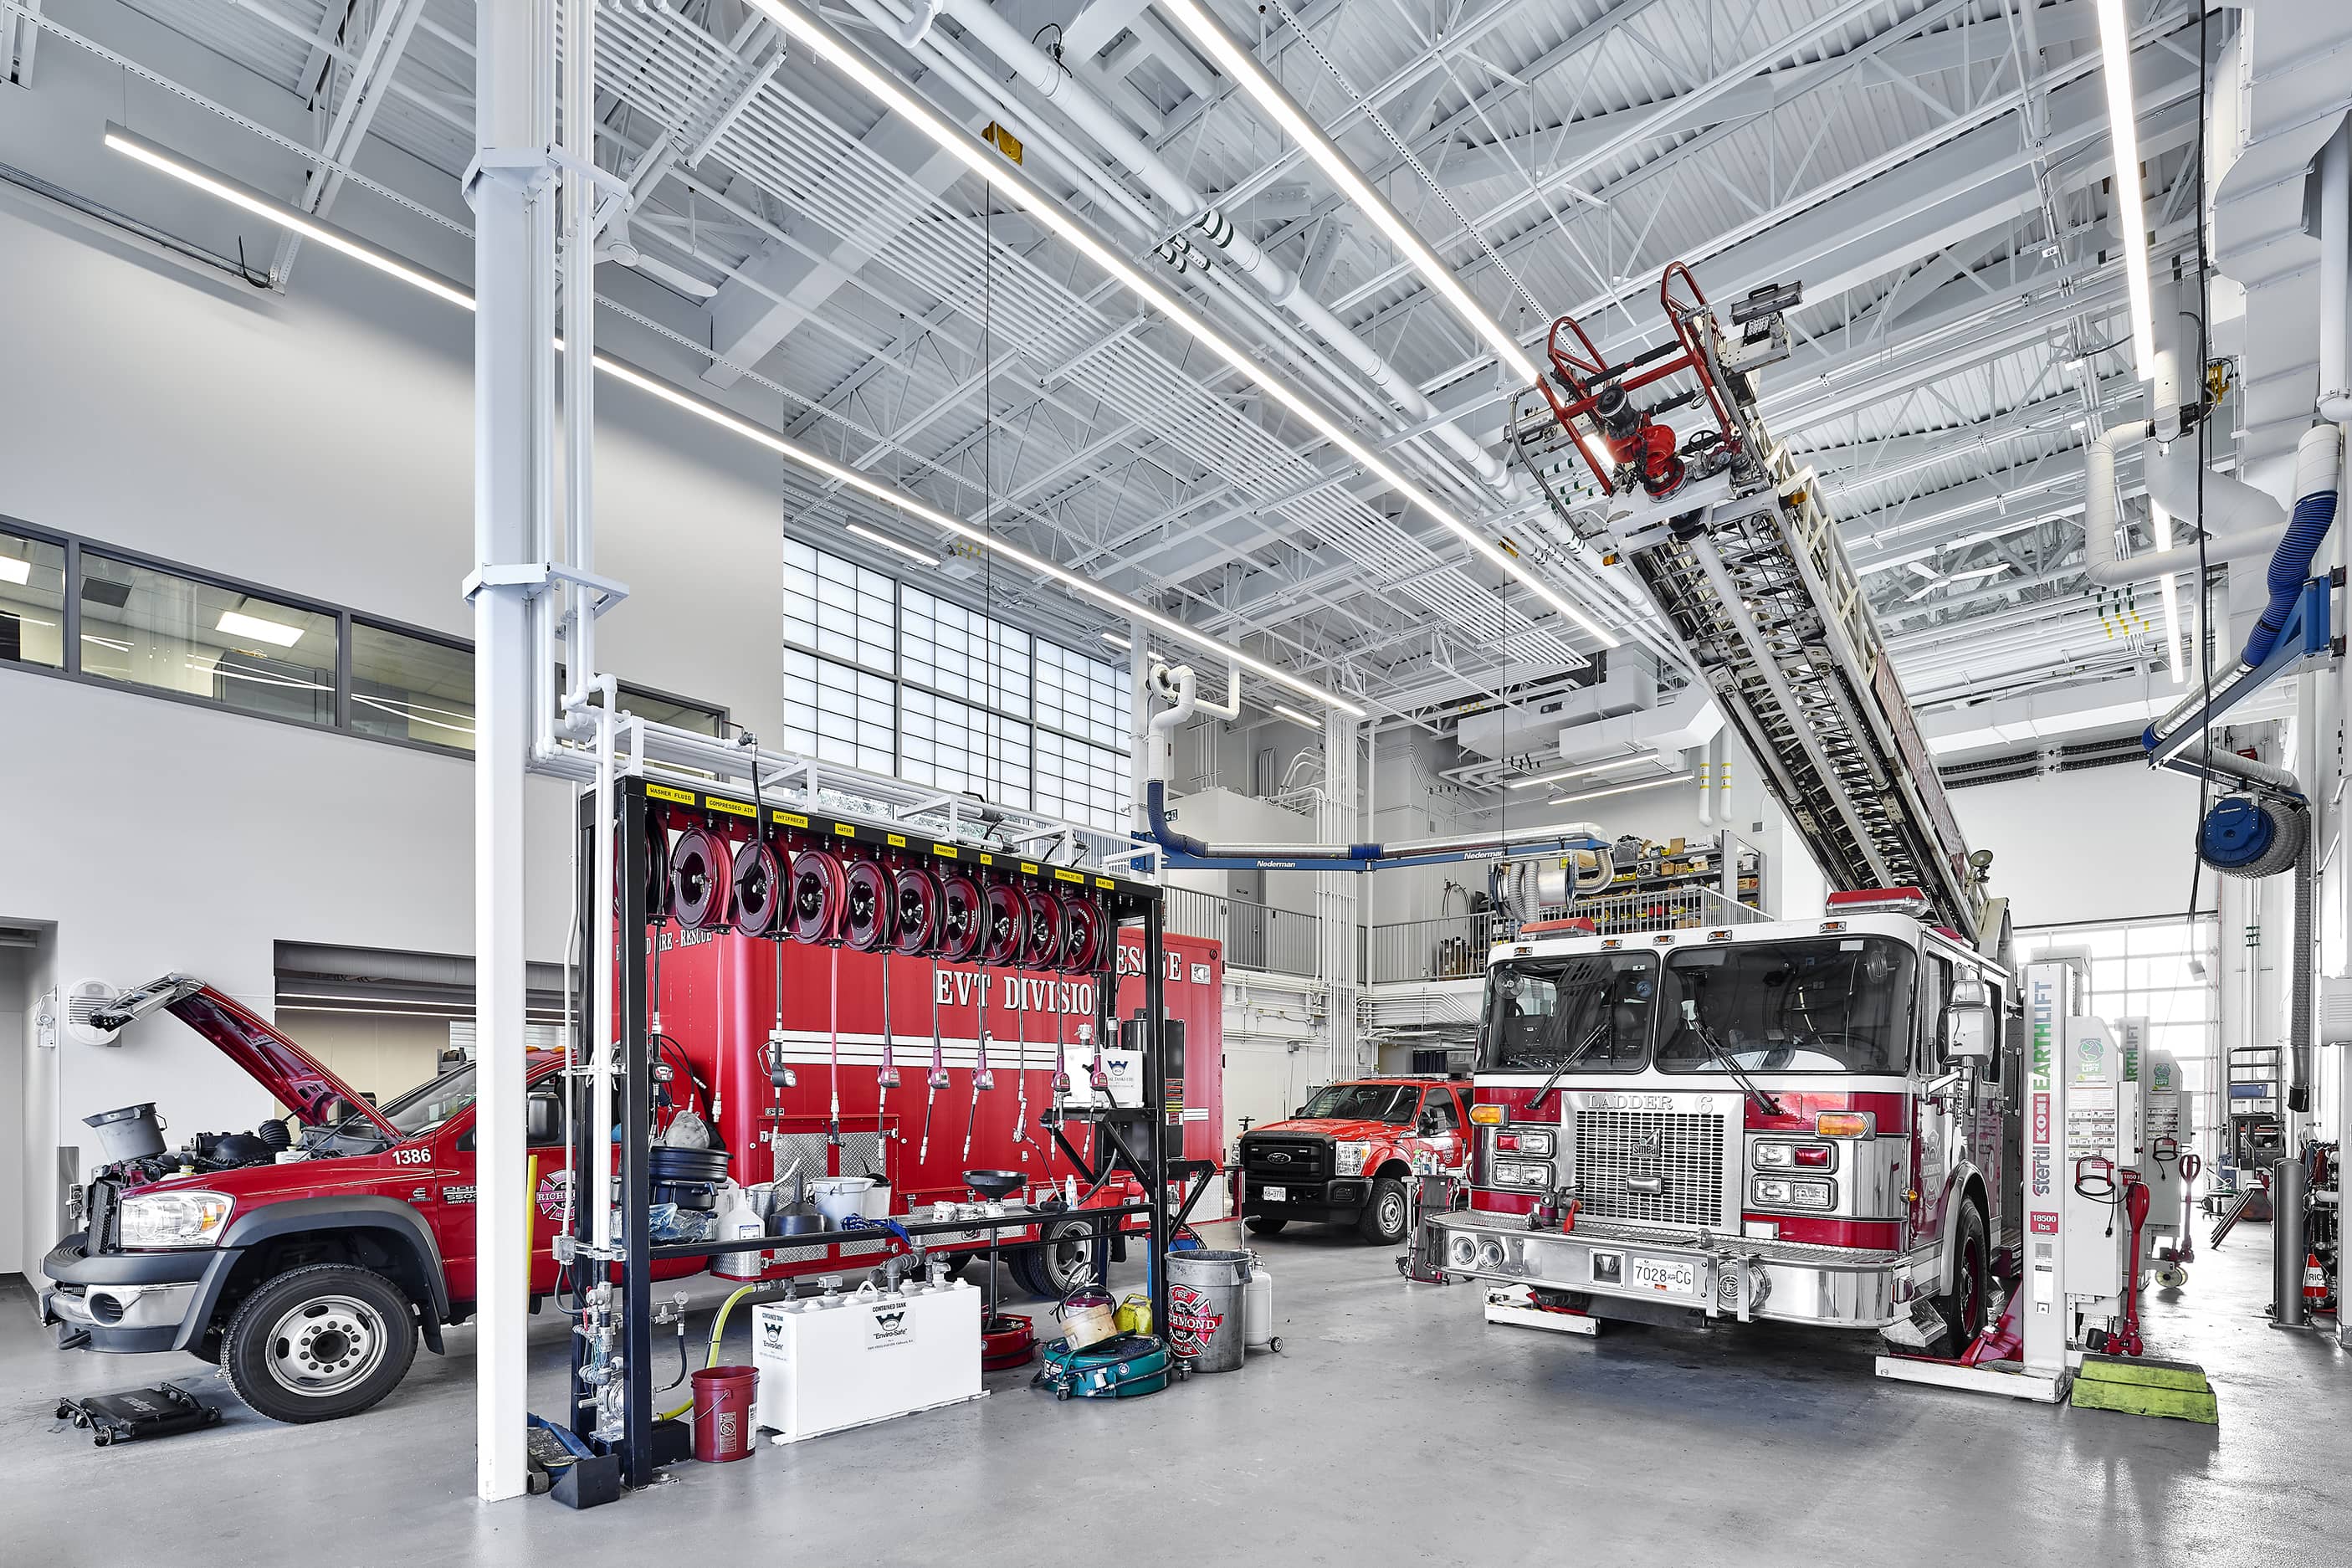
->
[
  {"left": 1243, "top": 1139, "right": 1330, "bottom": 1182},
  {"left": 1573, "top": 1109, "right": 1728, "bottom": 1230}
]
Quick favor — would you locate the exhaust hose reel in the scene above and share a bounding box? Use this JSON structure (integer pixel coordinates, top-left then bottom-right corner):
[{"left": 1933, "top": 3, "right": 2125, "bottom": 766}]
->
[{"left": 2198, "top": 796, "right": 2307, "bottom": 879}]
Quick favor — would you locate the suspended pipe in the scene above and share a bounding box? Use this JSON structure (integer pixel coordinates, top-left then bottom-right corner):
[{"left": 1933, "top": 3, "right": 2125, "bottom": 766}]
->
[
  {"left": 2320, "top": 124, "right": 2351, "bottom": 426},
  {"left": 911, "top": 0, "right": 1516, "bottom": 497},
  {"left": 1141, "top": 665, "right": 1607, "bottom": 869},
  {"left": 2079, "top": 419, "right": 2288, "bottom": 587},
  {"left": 2146, "top": 425, "right": 2343, "bottom": 749}
]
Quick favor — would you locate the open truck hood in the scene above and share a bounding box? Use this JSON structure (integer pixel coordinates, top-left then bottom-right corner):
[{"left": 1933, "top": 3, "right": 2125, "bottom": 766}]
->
[{"left": 97, "top": 975, "right": 398, "bottom": 1135}]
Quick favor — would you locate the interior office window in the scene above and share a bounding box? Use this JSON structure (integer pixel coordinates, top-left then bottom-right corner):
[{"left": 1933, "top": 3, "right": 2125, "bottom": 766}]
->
[
  {"left": 617, "top": 684, "right": 725, "bottom": 739},
  {"left": 352, "top": 622, "right": 475, "bottom": 750},
  {"left": 0, "top": 529, "right": 67, "bottom": 668},
  {"left": 784, "top": 539, "right": 894, "bottom": 674},
  {"left": 1035, "top": 638, "right": 1131, "bottom": 751},
  {"left": 783, "top": 648, "right": 894, "bottom": 773},
  {"left": 901, "top": 587, "right": 1028, "bottom": 717},
  {"left": 900, "top": 686, "right": 1029, "bottom": 806},
  {"left": 1033, "top": 728, "right": 1126, "bottom": 832},
  {"left": 79, "top": 555, "right": 337, "bottom": 725}
]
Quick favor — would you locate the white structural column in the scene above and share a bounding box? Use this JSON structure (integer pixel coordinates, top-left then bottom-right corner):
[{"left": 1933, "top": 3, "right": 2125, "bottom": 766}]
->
[
  {"left": 470, "top": 0, "right": 554, "bottom": 1504},
  {"left": 1320, "top": 710, "right": 1361, "bottom": 1073}
]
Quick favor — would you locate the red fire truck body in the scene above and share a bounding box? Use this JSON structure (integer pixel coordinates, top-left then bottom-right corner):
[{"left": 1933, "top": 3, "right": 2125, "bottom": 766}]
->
[
  {"left": 653, "top": 925, "right": 1222, "bottom": 1278},
  {"left": 1431, "top": 905, "right": 2015, "bottom": 1342}
]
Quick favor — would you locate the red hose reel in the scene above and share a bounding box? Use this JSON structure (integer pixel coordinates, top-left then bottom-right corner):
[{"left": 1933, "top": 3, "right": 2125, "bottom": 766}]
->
[
  {"left": 732, "top": 837, "right": 784, "bottom": 936},
  {"left": 838, "top": 858, "right": 894, "bottom": 951},
  {"left": 1021, "top": 889, "right": 1065, "bottom": 969},
  {"left": 787, "top": 848, "right": 848, "bottom": 944},
  {"left": 892, "top": 865, "right": 943, "bottom": 955},
  {"left": 669, "top": 823, "right": 732, "bottom": 930},
  {"left": 935, "top": 873, "right": 984, "bottom": 963},
  {"left": 981, "top": 883, "right": 1027, "bottom": 966},
  {"left": 1059, "top": 894, "right": 1106, "bottom": 976}
]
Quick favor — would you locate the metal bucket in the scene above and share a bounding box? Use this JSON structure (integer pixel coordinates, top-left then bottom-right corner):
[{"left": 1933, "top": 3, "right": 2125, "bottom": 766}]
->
[{"left": 1166, "top": 1248, "right": 1252, "bottom": 1371}]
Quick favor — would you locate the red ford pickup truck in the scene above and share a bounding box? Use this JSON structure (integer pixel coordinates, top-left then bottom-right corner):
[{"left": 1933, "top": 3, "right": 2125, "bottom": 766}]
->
[
  {"left": 42, "top": 976, "right": 593, "bottom": 1424},
  {"left": 1236, "top": 1076, "right": 1470, "bottom": 1243}
]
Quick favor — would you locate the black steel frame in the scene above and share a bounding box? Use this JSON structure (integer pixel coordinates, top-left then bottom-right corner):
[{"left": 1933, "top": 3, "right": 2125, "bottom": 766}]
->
[{"left": 570, "top": 776, "right": 1175, "bottom": 1488}]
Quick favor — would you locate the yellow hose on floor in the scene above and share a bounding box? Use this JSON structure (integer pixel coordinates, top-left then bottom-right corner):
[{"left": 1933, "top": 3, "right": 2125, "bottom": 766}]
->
[{"left": 658, "top": 1282, "right": 759, "bottom": 1422}]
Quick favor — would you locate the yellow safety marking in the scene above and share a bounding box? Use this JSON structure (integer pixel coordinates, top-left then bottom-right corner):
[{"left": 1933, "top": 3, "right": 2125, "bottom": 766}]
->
[
  {"left": 705, "top": 796, "right": 756, "bottom": 818},
  {"left": 774, "top": 810, "right": 808, "bottom": 828},
  {"left": 647, "top": 784, "right": 696, "bottom": 805}
]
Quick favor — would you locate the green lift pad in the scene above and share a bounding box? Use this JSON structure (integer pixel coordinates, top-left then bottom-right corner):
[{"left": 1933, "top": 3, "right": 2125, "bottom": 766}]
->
[{"left": 2068, "top": 1355, "right": 2218, "bottom": 1424}]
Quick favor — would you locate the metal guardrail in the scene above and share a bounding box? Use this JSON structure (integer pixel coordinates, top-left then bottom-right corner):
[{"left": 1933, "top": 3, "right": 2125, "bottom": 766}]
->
[
  {"left": 1166, "top": 887, "right": 1321, "bottom": 978},
  {"left": 1167, "top": 885, "right": 1770, "bottom": 986},
  {"left": 1367, "top": 887, "right": 1768, "bottom": 985}
]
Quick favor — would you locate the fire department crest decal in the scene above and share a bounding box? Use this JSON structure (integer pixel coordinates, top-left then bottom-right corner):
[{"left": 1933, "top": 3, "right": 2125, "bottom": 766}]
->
[{"left": 1166, "top": 1283, "right": 1224, "bottom": 1359}]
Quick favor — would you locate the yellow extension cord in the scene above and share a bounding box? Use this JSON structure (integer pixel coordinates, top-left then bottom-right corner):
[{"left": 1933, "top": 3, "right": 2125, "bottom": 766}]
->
[{"left": 658, "top": 1282, "right": 760, "bottom": 1422}]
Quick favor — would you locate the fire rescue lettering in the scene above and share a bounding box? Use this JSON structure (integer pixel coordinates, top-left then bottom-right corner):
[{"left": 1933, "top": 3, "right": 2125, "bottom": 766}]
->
[{"left": 1166, "top": 1283, "right": 1224, "bottom": 1359}]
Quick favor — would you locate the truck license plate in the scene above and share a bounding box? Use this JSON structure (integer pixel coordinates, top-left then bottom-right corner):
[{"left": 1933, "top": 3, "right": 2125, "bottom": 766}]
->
[
  {"left": 1259, "top": 1186, "right": 1286, "bottom": 1202},
  {"left": 1630, "top": 1256, "right": 1698, "bottom": 1296}
]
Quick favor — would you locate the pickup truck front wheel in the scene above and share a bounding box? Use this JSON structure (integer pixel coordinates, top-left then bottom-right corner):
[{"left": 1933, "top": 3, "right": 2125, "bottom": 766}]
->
[
  {"left": 223, "top": 1264, "right": 416, "bottom": 1424},
  {"left": 1357, "top": 1178, "right": 1410, "bottom": 1244}
]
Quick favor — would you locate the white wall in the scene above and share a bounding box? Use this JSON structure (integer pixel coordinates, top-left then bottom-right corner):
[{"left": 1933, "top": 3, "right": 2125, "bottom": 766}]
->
[
  {"left": 0, "top": 12, "right": 822, "bottom": 1272},
  {"left": 1950, "top": 763, "right": 2218, "bottom": 929},
  {"left": 0, "top": 946, "right": 26, "bottom": 1276}
]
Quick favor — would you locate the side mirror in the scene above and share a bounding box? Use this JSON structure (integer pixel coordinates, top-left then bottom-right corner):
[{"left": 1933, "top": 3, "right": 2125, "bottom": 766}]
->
[
  {"left": 527, "top": 1094, "right": 559, "bottom": 1144},
  {"left": 1946, "top": 1005, "right": 1995, "bottom": 1060},
  {"left": 1417, "top": 1113, "right": 1440, "bottom": 1136}
]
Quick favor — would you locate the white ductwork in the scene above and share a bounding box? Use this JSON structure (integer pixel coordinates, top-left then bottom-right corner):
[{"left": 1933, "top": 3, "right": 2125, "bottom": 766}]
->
[
  {"left": 2321, "top": 122, "right": 2352, "bottom": 425},
  {"left": 2079, "top": 418, "right": 2288, "bottom": 586},
  {"left": 923, "top": 0, "right": 1516, "bottom": 496}
]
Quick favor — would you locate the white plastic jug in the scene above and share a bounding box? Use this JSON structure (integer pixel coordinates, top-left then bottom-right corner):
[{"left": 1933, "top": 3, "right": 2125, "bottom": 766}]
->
[{"left": 713, "top": 1181, "right": 767, "bottom": 1281}]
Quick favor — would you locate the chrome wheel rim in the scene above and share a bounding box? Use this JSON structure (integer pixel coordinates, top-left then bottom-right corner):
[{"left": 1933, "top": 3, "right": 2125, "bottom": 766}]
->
[{"left": 266, "top": 1294, "right": 390, "bottom": 1398}]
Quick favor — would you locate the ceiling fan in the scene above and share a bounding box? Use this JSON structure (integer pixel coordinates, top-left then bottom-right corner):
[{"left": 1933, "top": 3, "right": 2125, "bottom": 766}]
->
[{"left": 593, "top": 212, "right": 717, "bottom": 300}]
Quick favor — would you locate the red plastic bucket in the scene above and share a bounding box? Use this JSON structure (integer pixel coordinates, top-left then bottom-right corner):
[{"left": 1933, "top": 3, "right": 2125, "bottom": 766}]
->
[{"left": 691, "top": 1366, "right": 758, "bottom": 1462}]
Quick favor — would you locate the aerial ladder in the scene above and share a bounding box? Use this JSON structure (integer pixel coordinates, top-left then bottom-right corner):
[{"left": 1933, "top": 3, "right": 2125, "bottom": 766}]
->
[{"left": 1506, "top": 264, "right": 1998, "bottom": 953}]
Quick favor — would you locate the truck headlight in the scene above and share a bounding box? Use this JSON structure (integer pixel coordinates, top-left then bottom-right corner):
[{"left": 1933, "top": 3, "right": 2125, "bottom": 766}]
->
[
  {"left": 1750, "top": 1176, "right": 1835, "bottom": 1211},
  {"left": 1334, "top": 1140, "right": 1371, "bottom": 1177},
  {"left": 119, "top": 1191, "right": 234, "bottom": 1248}
]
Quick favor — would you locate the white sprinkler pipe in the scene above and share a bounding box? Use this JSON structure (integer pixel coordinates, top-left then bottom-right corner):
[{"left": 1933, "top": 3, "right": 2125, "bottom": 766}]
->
[{"left": 926, "top": 0, "right": 1514, "bottom": 497}]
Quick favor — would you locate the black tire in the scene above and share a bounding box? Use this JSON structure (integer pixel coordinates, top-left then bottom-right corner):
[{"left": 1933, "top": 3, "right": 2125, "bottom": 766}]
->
[
  {"left": 1357, "top": 1177, "right": 1410, "bottom": 1244},
  {"left": 222, "top": 1264, "right": 417, "bottom": 1425},
  {"left": 1244, "top": 1216, "right": 1288, "bottom": 1236},
  {"left": 1933, "top": 1200, "right": 1990, "bottom": 1349},
  {"left": 1027, "top": 1218, "right": 1100, "bottom": 1298}
]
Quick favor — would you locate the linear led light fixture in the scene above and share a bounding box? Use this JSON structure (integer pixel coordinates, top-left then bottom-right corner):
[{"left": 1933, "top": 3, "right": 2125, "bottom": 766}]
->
[
  {"left": 748, "top": 2, "right": 1612, "bottom": 651},
  {"left": 1505, "top": 756, "right": 1647, "bottom": 792},
  {"left": 0, "top": 555, "right": 29, "bottom": 586},
  {"left": 2093, "top": 0, "right": 2155, "bottom": 379},
  {"left": 1548, "top": 771, "right": 1692, "bottom": 806},
  {"left": 102, "top": 124, "right": 1365, "bottom": 716},
  {"left": 1100, "top": 631, "right": 1131, "bottom": 649},
  {"left": 844, "top": 520, "right": 940, "bottom": 566},
  {"left": 1155, "top": 0, "right": 1538, "bottom": 384},
  {"left": 217, "top": 608, "right": 305, "bottom": 647},
  {"left": 1270, "top": 703, "right": 1322, "bottom": 727}
]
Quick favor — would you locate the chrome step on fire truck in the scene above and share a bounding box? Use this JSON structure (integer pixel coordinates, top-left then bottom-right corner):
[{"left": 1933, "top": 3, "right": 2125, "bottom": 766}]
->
[{"left": 1430, "top": 264, "right": 2021, "bottom": 1355}]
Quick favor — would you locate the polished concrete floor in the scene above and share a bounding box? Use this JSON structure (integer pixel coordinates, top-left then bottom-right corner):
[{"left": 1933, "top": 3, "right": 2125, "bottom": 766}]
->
[{"left": 6, "top": 1219, "right": 2344, "bottom": 1565}]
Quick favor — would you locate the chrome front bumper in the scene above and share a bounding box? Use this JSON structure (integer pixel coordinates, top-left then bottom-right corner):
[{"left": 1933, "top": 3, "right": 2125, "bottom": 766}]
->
[{"left": 1429, "top": 1210, "right": 1919, "bottom": 1330}]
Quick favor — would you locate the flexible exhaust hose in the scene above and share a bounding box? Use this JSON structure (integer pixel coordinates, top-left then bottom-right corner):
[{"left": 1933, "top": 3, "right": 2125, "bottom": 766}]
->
[{"left": 2242, "top": 426, "right": 2344, "bottom": 664}]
